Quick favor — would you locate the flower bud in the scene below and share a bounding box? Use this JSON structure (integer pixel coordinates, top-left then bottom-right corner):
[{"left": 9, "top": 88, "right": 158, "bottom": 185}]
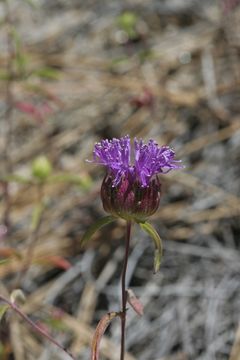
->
[
  {"left": 101, "top": 175, "right": 160, "bottom": 222},
  {"left": 32, "top": 156, "right": 52, "bottom": 181}
]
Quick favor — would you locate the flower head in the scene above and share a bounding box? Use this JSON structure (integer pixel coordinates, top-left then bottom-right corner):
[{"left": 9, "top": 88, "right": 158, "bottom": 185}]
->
[
  {"left": 92, "top": 136, "right": 131, "bottom": 186},
  {"left": 90, "top": 135, "right": 182, "bottom": 221},
  {"left": 92, "top": 135, "right": 182, "bottom": 187}
]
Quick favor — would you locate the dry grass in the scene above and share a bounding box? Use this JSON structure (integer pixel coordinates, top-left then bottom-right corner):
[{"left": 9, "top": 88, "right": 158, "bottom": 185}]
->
[{"left": 0, "top": 0, "right": 240, "bottom": 359}]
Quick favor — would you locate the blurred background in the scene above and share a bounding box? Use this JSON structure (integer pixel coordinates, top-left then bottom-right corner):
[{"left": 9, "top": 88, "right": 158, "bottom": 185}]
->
[{"left": 0, "top": 0, "right": 240, "bottom": 359}]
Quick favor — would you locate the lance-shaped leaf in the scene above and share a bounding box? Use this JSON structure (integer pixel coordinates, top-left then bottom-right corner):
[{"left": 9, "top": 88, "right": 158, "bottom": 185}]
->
[
  {"left": 139, "top": 222, "right": 163, "bottom": 273},
  {"left": 127, "top": 289, "right": 144, "bottom": 316},
  {"left": 80, "top": 216, "right": 116, "bottom": 247},
  {"left": 91, "top": 312, "right": 120, "bottom": 360}
]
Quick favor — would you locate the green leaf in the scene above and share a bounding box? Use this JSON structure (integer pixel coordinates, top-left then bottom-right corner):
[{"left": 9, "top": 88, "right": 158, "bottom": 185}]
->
[
  {"left": 15, "top": 53, "right": 28, "bottom": 75},
  {"left": 45, "top": 317, "right": 68, "bottom": 332},
  {"left": 0, "top": 304, "right": 9, "bottom": 321},
  {"left": 0, "top": 259, "right": 11, "bottom": 266},
  {"left": 33, "top": 67, "right": 60, "bottom": 80},
  {"left": 139, "top": 222, "right": 163, "bottom": 273},
  {"left": 0, "top": 174, "right": 32, "bottom": 184},
  {"left": 80, "top": 216, "right": 116, "bottom": 247},
  {"left": 47, "top": 173, "right": 92, "bottom": 190},
  {"left": 11, "top": 27, "right": 28, "bottom": 76}
]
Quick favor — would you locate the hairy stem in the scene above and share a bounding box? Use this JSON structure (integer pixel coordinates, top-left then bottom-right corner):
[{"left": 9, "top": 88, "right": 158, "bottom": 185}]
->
[{"left": 120, "top": 220, "right": 131, "bottom": 360}]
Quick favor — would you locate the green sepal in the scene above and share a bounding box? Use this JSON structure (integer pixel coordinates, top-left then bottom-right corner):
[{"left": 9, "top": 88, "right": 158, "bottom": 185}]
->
[
  {"left": 139, "top": 221, "right": 163, "bottom": 273},
  {"left": 80, "top": 216, "right": 116, "bottom": 247}
]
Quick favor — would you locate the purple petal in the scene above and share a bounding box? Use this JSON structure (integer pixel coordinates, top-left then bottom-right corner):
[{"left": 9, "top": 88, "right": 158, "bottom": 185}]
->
[{"left": 90, "top": 136, "right": 183, "bottom": 187}]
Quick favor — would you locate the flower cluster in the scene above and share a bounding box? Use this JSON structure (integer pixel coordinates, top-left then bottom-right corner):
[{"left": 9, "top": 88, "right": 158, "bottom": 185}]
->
[
  {"left": 92, "top": 135, "right": 181, "bottom": 187},
  {"left": 91, "top": 135, "right": 182, "bottom": 221}
]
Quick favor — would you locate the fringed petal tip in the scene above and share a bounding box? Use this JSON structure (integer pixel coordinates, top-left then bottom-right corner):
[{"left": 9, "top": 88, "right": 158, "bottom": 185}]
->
[{"left": 89, "top": 136, "right": 183, "bottom": 187}]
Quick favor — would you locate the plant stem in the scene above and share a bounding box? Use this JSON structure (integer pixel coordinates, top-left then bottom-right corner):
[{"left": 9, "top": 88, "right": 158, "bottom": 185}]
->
[
  {"left": 120, "top": 220, "right": 131, "bottom": 360},
  {"left": 14, "top": 184, "right": 44, "bottom": 288},
  {"left": 0, "top": 294, "right": 75, "bottom": 359},
  {"left": 2, "top": 0, "right": 15, "bottom": 229}
]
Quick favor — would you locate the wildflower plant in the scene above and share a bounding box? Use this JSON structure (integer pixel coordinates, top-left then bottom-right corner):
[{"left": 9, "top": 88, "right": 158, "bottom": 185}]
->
[{"left": 82, "top": 135, "right": 182, "bottom": 360}]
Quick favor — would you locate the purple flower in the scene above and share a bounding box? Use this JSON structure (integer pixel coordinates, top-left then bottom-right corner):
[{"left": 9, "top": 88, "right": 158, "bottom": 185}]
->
[
  {"left": 93, "top": 136, "right": 131, "bottom": 186},
  {"left": 92, "top": 135, "right": 182, "bottom": 187},
  {"left": 89, "top": 136, "right": 182, "bottom": 221}
]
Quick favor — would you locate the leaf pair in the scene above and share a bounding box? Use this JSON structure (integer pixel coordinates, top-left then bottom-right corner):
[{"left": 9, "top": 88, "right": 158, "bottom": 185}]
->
[{"left": 80, "top": 216, "right": 163, "bottom": 273}]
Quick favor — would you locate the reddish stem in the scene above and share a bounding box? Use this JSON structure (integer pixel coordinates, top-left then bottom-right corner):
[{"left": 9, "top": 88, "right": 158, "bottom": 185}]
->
[
  {"left": 120, "top": 220, "right": 131, "bottom": 360},
  {"left": 0, "top": 294, "right": 75, "bottom": 359}
]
